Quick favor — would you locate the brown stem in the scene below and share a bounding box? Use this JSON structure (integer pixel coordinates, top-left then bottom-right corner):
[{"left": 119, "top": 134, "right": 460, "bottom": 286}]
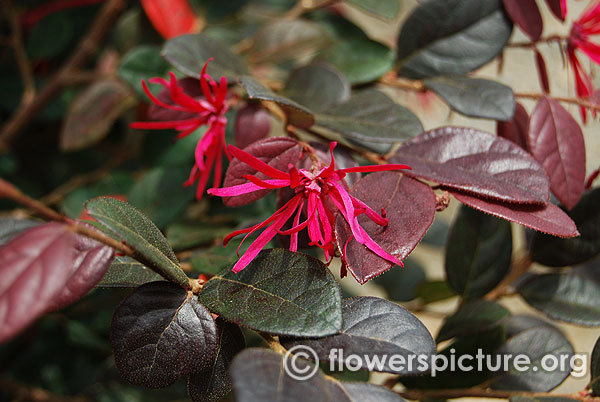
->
[
  {"left": 506, "top": 34, "right": 565, "bottom": 49},
  {"left": 0, "top": 0, "right": 127, "bottom": 152},
  {"left": 395, "top": 387, "right": 589, "bottom": 401},
  {"left": 485, "top": 252, "right": 532, "bottom": 301},
  {"left": 259, "top": 332, "right": 288, "bottom": 355},
  {"left": 514, "top": 92, "right": 600, "bottom": 112}
]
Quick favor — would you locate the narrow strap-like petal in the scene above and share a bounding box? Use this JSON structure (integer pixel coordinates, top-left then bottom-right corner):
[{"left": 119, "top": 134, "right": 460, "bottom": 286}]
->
[{"left": 228, "top": 145, "right": 290, "bottom": 180}]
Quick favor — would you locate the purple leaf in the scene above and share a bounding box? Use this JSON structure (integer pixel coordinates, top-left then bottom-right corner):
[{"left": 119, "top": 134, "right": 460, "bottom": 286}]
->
[
  {"left": 497, "top": 102, "right": 529, "bottom": 150},
  {"left": 390, "top": 126, "right": 550, "bottom": 204},
  {"left": 451, "top": 191, "right": 579, "bottom": 238},
  {"left": 222, "top": 137, "right": 303, "bottom": 207},
  {"left": 528, "top": 97, "right": 586, "bottom": 210},
  {"left": 502, "top": 0, "right": 543, "bottom": 41},
  {"left": 534, "top": 49, "right": 550, "bottom": 93},
  {"left": 234, "top": 103, "right": 271, "bottom": 149},
  {"left": 544, "top": 0, "right": 566, "bottom": 21},
  {"left": 46, "top": 234, "right": 115, "bottom": 312},
  {"left": 335, "top": 172, "right": 436, "bottom": 284},
  {"left": 0, "top": 223, "right": 76, "bottom": 343}
]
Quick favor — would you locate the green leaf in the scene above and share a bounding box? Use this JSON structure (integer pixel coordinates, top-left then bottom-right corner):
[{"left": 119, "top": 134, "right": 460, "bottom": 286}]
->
[
  {"left": 127, "top": 166, "right": 195, "bottom": 230},
  {"left": 198, "top": 249, "right": 342, "bottom": 337},
  {"left": 60, "top": 79, "right": 135, "bottom": 151},
  {"left": 162, "top": 34, "right": 248, "bottom": 80},
  {"left": 84, "top": 197, "right": 189, "bottom": 287},
  {"left": 530, "top": 188, "right": 600, "bottom": 267},
  {"left": 97, "top": 256, "right": 164, "bottom": 287},
  {"left": 445, "top": 205, "right": 512, "bottom": 299},
  {"left": 396, "top": 0, "right": 512, "bottom": 79},
  {"left": 424, "top": 76, "right": 515, "bottom": 121},
  {"left": 490, "top": 327, "right": 573, "bottom": 391},
  {"left": 592, "top": 336, "right": 600, "bottom": 395},
  {"left": 436, "top": 300, "right": 510, "bottom": 342},
  {"left": 315, "top": 89, "right": 423, "bottom": 150},
  {"left": 166, "top": 223, "right": 231, "bottom": 251},
  {"left": 239, "top": 76, "right": 315, "bottom": 129},
  {"left": 517, "top": 273, "right": 600, "bottom": 326},
  {"left": 283, "top": 63, "right": 350, "bottom": 113},
  {"left": 344, "top": 0, "right": 400, "bottom": 19},
  {"left": 416, "top": 280, "right": 455, "bottom": 304},
  {"left": 118, "top": 45, "right": 170, "bottom": 98},
  {"left": 372, "top": 258, "right": 426, "bottom": 302}
]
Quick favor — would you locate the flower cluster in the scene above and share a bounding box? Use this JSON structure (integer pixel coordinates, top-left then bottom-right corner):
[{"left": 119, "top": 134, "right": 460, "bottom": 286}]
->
[
  {"left": 208, "top": 142, "right": 411, "bottom": 273},
  {"left": 567, "top": 1, "right": 600, "bottom": 120},
  {"left": 131, "top": 59, "right": 228, "bottom": 199}
]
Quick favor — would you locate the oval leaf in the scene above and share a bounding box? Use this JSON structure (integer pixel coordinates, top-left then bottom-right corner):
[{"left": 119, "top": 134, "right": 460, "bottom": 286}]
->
[
  {"left": 198, "top": 249, "right": 342, "bottom": 337},
  {"left": 188, "top": 320, "right": 245, "bottom": 402},
  {"left": 437, "top": 300, "right": 510, "bottom": 342},
  {"left": 111, "top": 281, "right": 218, "bottom": 388},
  {"left": 284, "top": 63, "right": 350, "bottom": 113},
  {"left": 97, "top": 256, "right": 164, "bottom": 287},
  {"left": 84, "top": 197, "right": 189, "bottom": 287},
  {"left": 517, "top": 273, "right": 600, "bottom": 327},
  {"left": 528, "top": 97, "right": 586, "bottom": 210},
  {"left": 445, "top": 205, "right": 512, "bottom": 299},
  {"left": 222, "top": 136, "right": 303, "bottom": 207},
  {"left": 424, "top": 76, "right": 515, "bottom": 121},
  {"left": 335, "top": 172, "right": 436, "bottom": 284},
  {"left": 491, "top": 327, "right": 574, "bottom": 391},
  {"left": 530, "top": 188, "right": 600, "bottom": 266},
  {"left": 239, "top": 76, "right": 315, "bottom": 129},
  {"left": 0, "top": 223, "right": 75, "bottom": 343},
  {"left": 497, "top": 102, "right": 529, "bottom": 150},
  {"left": 502, "top": 0, "right": 543, "bottom": 41},
  {"left": 545, "top": 0, "right": 566, "bottom": 21},
  {"left": 235, "top": 103, "right": 271, "bottom": 149},
  {"left": 162, "top": 34, "right": 248, "bottom": 80},
  {"left": 450, "top": 191, "right": 579, "bottom": 238},
  {"left": 396, "top": 0, "right": 512, "bottom": 79},
  {"left": 281, "top": 296, "right": 435, "bottom": 374},
  {"left": 390, "top": 126, "right": 550, "bottom": 204}
]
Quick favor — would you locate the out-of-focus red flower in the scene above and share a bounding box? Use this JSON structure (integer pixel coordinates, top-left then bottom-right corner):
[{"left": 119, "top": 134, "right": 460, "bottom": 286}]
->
[
  {"left": 131, "top": 60, "right": 229, "bottom": 200},
  {"left": 140, "top": 0, "right": 199, "bottom": 39},
  {"left": 567, "top": 1, "right": 600, "bottom": 121},
  {"left": 208, "top": 142, "right": 411, "bottom": 273}
]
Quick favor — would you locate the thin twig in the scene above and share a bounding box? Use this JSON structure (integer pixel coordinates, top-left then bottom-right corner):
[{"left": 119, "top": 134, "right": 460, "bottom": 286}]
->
[
  {"left": 514, "top": 91, "right": 600, "bottom": 112},
  {"left": 506, "top": 35, "right": 565, "bottom": 49},
  {"left": 0, "top": 0, "right": 127, "bottom": 152},
  {"left": 258, "top": 332, "right": 288, "bottom": 355}
]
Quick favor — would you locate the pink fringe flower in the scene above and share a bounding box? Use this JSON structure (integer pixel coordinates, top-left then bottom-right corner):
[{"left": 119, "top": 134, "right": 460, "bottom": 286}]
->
[
  {"left": 131, "top": 59, "right": 229, "bottom": 199},
  {"left": 208, "top": 142, "right": 411, "bottom": 273}
]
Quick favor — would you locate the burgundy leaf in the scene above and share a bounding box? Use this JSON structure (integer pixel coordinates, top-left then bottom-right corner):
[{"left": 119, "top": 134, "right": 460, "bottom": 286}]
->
[
  {"left": 497, "top": 102, "right": 529, "bottom": 150},
  {"left": 451, "top": 191, "right": 579, "bottom": 238},
  {"left": 534, "top": 49, "right": 550, "bottom": 93},
  {"left": 502, "top": 0, "right": 543, "bottom": 41},
  {"left": 148, "top": 77, "right": 204, "bottom": 121},
  {"left": 544, "top": 0, "right": 566, "bottom": 21},
  {"left": 46, "top": 234, "right": 115, "bottom": 312},
  {"left": 389, "top": 126, "right": 550, "bottom": 204},
  {"left": 234, "top": 103, "right": 271, "bottom": 149},
  {"left": 335, "top": 172, "right": 436, "bottom": 284},
  {"left": 528, "top": 97, "right": 586, "bottom": 210},
  {"left": 0, "top": 223, "right": 76, "bottom": 343},
  {"left": 222, "top": 137, "right": 303, "bottom": 207}
]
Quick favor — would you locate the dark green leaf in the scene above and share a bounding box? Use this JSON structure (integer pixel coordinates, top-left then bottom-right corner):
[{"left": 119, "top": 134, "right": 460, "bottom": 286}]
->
[
  {"left": 198, "top": 249, "right": 342, "bottom": 337},
  {"left": 239, "top": 76, "right": 315, "bottom": 128},
  {"left": 162, "top": 34, "right": 248, "bottom": 80},
  {"left": 188, "top": 320, "right": 245, "bottom": 402},
  {"left": 166, "top": 223, "right": 231, "bottom": 251},
  {"left": 530, "top": 188, "right": 600, "bottom": 267},
  {"left": 281, "top": 296, "right": 435, "bottom": 374},
  {"left": 592, "top": 336, "right": 600, "bottom": 395},
  {"left": 396, "top": 0, "right": 512, "bottom": 79},
  {"left": 84, "top": 197, "right": 189, "bottom": 287},
  {"left": 315, "top": 89, "right": 423, "bottom": 148},
  {"left": 517, "top": 273, "right": 600, "bottom": 326},
  {"left": 345, "top": 0, "right": 400, "bottom": 19},
  {"left": 118, "top": 45, "right": 170, "bottom": 98},
  {"left": 316, "top": 15, "right": 394, "bottom": 84},
  {"left": 127, "top": 166, "right": 195, "bottom": 229},
  {"left": 490, "top": 327, "right": 573, "bottom": 391},
  {"left": 372, "top": 258, "right": 426, "bottom": 302},
  {"left": 424, "top": 76, "right": 515, "bottom": 121},
  {"left": 0, "top": 218, "right": 39, "bottom": 246},
  {"left": 502, "top": 315, "right": 554, "bottom": 338},
  {"left": 111, "top": 282, "right": 218, "bottom": 388},
  {"left": 284, "top": 63, "right": 350, "bottom": 113},
  {"left": 416, "top": 280, "right": 455, "bottom": 304},
  {"left": 60, "top": 79, "right": 135, "bottom": 152},
  {"left": 437, "top": 300, "right": 510, "bottom": 342},
  {"left": 445, "top": 205, "right": 512, "bottom": 299},
  {"left": 97, "top": 256, "right": 164, "bottom": 287}
]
